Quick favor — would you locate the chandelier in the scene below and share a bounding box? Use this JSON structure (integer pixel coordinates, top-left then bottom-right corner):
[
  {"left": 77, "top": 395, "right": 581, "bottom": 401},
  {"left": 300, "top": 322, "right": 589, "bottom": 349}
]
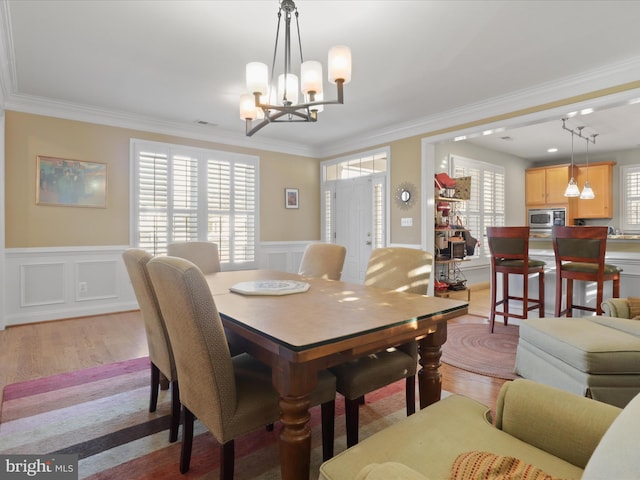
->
[
  {"left": 239, "top": 0, "right": 352, "bottom": 137},
  {"left": 562, "top": 118, "right": 598, "bottom": 198}
]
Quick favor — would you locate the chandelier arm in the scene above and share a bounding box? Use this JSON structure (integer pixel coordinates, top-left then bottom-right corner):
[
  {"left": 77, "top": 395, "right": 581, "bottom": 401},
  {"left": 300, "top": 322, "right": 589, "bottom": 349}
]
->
[
  {"left": 269, "top": 9, "right": 283, "bottom": 101},
  {"left": 246, "top": 110, "right": 314, "bottom": 137},
  {"left": 255, "top": 80, "right": 344, "bottom": 110},
  {"left": 295, "top": 8, "right": 304, "bottom": 64},
  {"left": 283, "top": 6, "right": 292, "bottom": 103}
]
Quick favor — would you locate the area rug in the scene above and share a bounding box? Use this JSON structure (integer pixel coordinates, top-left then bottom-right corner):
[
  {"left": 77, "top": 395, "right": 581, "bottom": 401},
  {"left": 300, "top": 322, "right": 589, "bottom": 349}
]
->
[
  {"left": 442, "top": 322, "right": 519, "bottom": 380},
  {"left": 0, "top": 357, "right": 422, "bottom": 479}
]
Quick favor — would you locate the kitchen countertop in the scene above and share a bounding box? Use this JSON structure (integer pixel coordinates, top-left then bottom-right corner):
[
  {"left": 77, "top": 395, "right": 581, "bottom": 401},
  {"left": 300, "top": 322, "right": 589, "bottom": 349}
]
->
[{"left": 530, "top": 233, "right": 640, "bottom": 240}]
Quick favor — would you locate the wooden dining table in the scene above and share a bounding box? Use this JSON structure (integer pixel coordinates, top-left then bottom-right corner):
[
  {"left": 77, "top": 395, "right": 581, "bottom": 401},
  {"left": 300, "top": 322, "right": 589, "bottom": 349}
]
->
[{"left": 205, "top": 269, "right": 468, "bottom": 479}]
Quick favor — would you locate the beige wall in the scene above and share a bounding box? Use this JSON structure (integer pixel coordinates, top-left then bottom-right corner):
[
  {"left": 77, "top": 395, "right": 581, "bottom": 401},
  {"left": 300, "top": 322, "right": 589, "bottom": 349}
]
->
[
  {"left": 389, "top": 137, "right": 422, "bottom": 245},
  {"left": 5, "top": 111, "right": 320, "bottom": 248}
]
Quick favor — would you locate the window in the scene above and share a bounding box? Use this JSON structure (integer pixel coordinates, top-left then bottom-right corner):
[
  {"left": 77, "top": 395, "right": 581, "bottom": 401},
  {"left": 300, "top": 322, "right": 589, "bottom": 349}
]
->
[
  {"left": 621, "top": 164, "right": 640, "bottom": 233},
  {"left": 131, "top": 140, "right": 259, "bottom": 269},
  {"left": 450, "top": 155, "right": 505, "bottom": 258}
]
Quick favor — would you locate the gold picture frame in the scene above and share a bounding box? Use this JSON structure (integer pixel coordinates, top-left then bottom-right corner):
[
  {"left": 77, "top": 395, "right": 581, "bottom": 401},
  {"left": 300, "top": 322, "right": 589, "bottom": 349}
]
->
[{"left": 37, "top": 156, "right": 107, "bottom": 208}]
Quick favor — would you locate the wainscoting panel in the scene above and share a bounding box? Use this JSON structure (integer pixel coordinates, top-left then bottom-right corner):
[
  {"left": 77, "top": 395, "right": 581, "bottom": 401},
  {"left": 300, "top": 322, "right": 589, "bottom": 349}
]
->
[
  {"left": 75, "top": 260, "right": 119, "bottom": 302},
  {"left": 259, "top": 241, "right": 309, "bottom": 273},
  {"left": 4, "top": 246, "right": 138, "bottom": 328},
  {"left": 20, "top": 262, "right": 66, "bottom": 307}
]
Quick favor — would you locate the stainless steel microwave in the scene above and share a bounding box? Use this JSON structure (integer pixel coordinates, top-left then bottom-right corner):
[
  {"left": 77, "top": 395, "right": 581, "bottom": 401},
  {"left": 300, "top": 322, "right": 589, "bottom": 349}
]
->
[{"left": 528, "top": 207, "right": 566, "bottom": 231}]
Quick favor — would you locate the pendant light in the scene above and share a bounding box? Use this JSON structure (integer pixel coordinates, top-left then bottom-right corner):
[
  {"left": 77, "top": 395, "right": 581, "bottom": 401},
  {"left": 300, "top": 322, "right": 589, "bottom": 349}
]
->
[
  {"left": 564, "top": 128, "right": 581, "bottom": 197},
  {"left": 580, "top": 134, "right": 596, "bottom": 200}
]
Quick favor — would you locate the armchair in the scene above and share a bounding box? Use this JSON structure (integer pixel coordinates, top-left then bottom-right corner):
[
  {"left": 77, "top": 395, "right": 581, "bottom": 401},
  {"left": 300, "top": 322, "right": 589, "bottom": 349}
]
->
[
  {"left": 601, "top": 297, "right": 640, "bottom": 319},
  {"left": 320, "top": 379, "right": 640, "bottom": 480}
]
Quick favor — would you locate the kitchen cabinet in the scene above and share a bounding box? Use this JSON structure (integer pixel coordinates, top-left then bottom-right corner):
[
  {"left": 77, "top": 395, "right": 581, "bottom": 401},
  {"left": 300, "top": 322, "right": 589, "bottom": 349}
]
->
[
  {"left": 574, "top": 162, "right": 615, "bottom": 219},
  {"left": 525, "top": 165, "right": 570, "bottom": 206}
]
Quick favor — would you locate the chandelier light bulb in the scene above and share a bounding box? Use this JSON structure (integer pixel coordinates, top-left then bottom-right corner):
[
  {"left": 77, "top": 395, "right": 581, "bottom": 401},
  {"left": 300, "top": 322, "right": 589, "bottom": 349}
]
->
[
  {"left": 246, "top": 62, "right": 268, "bottom": 95},
  {"left": 277, "top": 73, "right": 299, "bottom": 105},
  {"left": 239, "top": 94, "right": 258, "bottom": 120},
  {"left": 301, "top": 61, "right": 323, "bottom": 95},
  {"left": 328, "top": 45, "right": 352, "bottom": 84}
]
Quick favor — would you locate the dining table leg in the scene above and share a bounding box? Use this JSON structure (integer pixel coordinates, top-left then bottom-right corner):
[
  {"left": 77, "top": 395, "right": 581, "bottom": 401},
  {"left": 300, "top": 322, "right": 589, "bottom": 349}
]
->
[
  {"left": 273, "top": 362, "right": 316, "bottom": 480},
  {"left": 417, "top": 319, "right": 448, "bottom": 409},
  {"left": 279, "top": 394, "right": 312, "bottom": 479}
]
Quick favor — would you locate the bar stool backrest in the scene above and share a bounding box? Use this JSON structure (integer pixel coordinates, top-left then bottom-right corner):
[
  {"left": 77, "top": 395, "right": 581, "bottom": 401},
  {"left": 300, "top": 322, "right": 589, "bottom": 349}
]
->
[
  {"left": 486, "top": 226, "right": 530, "bottom": 263},
  {"left": 552, "top": 226, "right": 608, "bottom": 267}
]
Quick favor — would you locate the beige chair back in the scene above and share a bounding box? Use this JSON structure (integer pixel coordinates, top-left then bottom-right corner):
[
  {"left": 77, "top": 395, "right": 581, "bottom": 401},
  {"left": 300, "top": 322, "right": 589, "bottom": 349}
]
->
[
  {"left": 147, "top": 256, "right": 235, "bottom": 438},
  {"left": 298, "top": 243, "right": 347, "bottom": 280},
  {"left": 364, "top": 247, "right": 433, "bottom": 294},
  {"left": 122, "top": 249, "right": 176, "bottom": 381},
  {"left": 167, "top": 241, "right": 221, "bottom": 274}
]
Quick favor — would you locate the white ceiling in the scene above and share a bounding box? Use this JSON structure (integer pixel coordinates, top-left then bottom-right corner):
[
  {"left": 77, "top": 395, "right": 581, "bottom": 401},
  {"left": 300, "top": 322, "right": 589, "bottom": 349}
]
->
[{"left": 1, "top": 0, "right": 640, "bottom": 159}]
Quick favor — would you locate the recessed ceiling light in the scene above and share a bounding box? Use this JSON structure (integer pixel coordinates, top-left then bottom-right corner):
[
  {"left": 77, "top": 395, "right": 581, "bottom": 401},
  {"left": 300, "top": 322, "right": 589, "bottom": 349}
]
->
[
  {"left": 548, "top": 148, "right": 558, "bottom": 153},
  {"left": 482, "top": 129, "right": 494, "bottom": 136},
  {"left": 454, "top": 135, "right": 467, "bottom": 142},
  {"left": 566, "top": 111, "right": 578, "bottom": 118},
  {"left": 580, "top": 108, "right": 594, "bottom": 115}
]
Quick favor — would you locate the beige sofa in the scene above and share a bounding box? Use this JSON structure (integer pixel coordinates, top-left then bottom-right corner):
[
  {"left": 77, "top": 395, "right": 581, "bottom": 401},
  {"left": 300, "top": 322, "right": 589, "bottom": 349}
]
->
[{"left": 319, "top": 379, "right": 640, "bottom": 480}]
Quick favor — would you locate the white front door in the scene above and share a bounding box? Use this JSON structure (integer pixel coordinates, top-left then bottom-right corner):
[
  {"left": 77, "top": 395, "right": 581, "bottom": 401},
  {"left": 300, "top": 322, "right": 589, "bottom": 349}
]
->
[{"left": 335, "top": 177, "right": 373, "bottom": 283}]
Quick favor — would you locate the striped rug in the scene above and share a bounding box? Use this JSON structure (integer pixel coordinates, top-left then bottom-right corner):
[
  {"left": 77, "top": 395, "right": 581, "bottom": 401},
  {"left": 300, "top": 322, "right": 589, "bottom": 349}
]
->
[{"left": 0, "top": 357, "right": 421, "bottom": 479}]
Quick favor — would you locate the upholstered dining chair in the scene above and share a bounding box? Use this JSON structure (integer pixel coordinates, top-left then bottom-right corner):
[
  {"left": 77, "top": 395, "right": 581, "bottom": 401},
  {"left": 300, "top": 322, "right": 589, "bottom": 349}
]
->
[
  {"left": 330, "top": 247, "right": 433, "bottom": 448},
  {"left": 122, "top": 248, "right": 180, "bottom": 443},
  {"left": 167, "top": 241, "right": 221, "bottom": 274},
  {"left": 298, "top": 243, "right": 347, "bottom": 280},
  {"left": 146, "top": 256, "right": 337, "bottom": 478},
  {"left": 486, "top": 226, "right": 545, "bottom": 333},
  {"left": 553, "top": 225, "right": 622, "bottom": 316}
]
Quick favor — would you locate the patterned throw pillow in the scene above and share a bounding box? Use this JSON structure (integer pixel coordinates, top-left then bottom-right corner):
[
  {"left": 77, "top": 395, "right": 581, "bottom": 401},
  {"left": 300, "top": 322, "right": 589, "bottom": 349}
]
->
[
  {"left": 449, "top": 451, "right": 563, "bottom": 480},
  {"left": 628, "top": 297, "right": 640, "bottom": 319}
]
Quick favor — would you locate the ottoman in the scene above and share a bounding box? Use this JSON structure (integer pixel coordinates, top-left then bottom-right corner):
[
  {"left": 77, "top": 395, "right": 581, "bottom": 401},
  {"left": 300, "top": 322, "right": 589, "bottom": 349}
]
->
[{"left": 515, "top": 317, "right": 640, "bottom": 407}]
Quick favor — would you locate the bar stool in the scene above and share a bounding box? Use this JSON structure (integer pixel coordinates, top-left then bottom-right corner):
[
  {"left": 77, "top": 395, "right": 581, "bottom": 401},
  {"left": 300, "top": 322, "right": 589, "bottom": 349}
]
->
[
  {"left": 553, "top": 225, "right": 622, "bottom": 317},
  {"left": 487, "top": 226, "right": 545, "bottom": 333}
]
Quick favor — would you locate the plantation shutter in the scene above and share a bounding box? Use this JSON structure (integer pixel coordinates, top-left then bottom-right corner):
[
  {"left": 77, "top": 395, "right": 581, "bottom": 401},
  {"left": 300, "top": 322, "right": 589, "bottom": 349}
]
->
[
  {"left": 138, "top": 150, "right": 169, "bottom": 255},
  {"left": 622, "top": 165, "right": 640, "bottom": 232},
  {"left": 171, "top": 154, "right": 199, "bottom": 243},
  {"left": 451, "top": 155, "right": 505, "bottom": 258},
  {"left": 133, "top": 140, "right": 258, "bottom": 268}
]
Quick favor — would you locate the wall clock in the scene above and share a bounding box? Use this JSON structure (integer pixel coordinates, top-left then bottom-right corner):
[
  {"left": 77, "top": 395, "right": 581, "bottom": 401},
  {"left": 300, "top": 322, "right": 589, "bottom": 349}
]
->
[{"left": 394, "top": 182, "right": 417, "bottom": 210}]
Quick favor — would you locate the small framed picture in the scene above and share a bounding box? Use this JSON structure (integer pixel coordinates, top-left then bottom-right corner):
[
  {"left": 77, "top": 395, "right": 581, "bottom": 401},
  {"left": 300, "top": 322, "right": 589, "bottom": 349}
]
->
[{"left": 285, "top": 188, "right": 299, "bottom": 209}]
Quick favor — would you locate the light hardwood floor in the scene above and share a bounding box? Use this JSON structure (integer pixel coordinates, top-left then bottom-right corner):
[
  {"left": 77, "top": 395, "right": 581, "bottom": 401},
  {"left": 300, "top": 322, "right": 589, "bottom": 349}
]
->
[{"left": 0, "top": 287, "right": 505, "bottom": 410}]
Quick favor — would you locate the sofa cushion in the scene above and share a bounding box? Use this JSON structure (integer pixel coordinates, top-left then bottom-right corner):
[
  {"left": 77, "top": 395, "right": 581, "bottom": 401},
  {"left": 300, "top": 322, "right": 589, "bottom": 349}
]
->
[
  {"left": 582, "top": 392, "right": 640, "bottom": 479},
  {"left": 587, "top": 316, "right": 640, "bottom": 337},
  {"left": 520, "top": 318, "right": 640, "bottom": 374},
  {"left": 355, "top": 462, "right": 429, "bottom": 480},
  {"left": 450, "top": 451, "right": 560, "bottom": 480}
]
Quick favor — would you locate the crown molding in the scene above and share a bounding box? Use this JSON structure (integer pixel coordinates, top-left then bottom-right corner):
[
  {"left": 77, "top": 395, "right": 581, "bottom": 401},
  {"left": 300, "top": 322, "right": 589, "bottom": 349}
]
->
[
  {"left": 0, "top": 0, "right": 16, "bottom": 108},
  {"left": 3, "top": 92, "right": 318, "bottom": 158},
  {"left": 316, "top": 56, "right": 640, "bottom": 158}
]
